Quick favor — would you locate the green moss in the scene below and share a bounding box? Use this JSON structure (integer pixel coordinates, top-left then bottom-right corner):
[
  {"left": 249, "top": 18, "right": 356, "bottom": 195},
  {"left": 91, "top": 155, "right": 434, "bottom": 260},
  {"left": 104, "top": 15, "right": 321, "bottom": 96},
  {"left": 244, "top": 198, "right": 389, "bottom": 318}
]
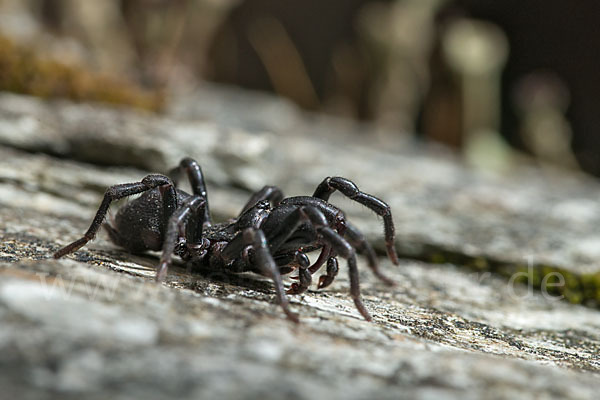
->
[
  {"left": 430, "top": 253, "right": 446, "bottom": 264},
  {"left": 400, "top": 243, "right": 600, "bottom": 311},
  {"left": 564, "top": 271, "right": 580, "bottom": 290},
  {"left": 470, "top": 257, "right": 488, "bottom": 270},
  {"left": 564, "top": 290, "right": 583, "bottom": 304},
  {"left": 0, "top": 34, "right": 165, "bottom": 112}
]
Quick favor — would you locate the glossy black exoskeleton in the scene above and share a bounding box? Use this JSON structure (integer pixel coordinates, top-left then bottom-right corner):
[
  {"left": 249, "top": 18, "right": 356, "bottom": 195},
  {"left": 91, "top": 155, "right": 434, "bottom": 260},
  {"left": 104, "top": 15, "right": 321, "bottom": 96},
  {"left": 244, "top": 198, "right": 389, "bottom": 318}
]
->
[{"left": 54, "top": 158, "right": 399, "bottom": 322}]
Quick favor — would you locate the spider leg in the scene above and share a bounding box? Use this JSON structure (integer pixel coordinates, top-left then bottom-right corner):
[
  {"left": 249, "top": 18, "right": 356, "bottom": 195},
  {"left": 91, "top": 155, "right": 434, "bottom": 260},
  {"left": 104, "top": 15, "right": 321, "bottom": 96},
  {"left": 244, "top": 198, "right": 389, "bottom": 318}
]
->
[
  {"left": 345, "top": 222, "right": 395, "bottom": 286},
  {"left": 263, "top": 207, "right": 308, "bottom": 252},
  {"left": 54, "top": 174, "right": 176, "bottom": 258},
  {"left": 240, "top": 185, "right": 284, "bottom": 215},
  {"left": 307, "top": 245, "right": 331, "bottom": 274},
  {"left": 317, "top": 257, "right": 339, "bottom": 289},
  {"left": 301, "top": 206, "right": 372, "bottom": 321},
  {"left": 265, "top": 205, "right": 372, "bottom": 320},
  {"left": 273, "top": 251, "right": 310, "bottom": 274},
  {"left": 156, "top": 195, "right": 208, "bottom": 282},
  {"left": 258, "top": 204, "right": 372, "bottom": 320},
  {"left": 273, "top": 250, "right": 310, "bottom": 277},
  {"left": 169, "top": 158, "right": 211, "bottom": 226},
  {"left": 220, "top": 228, "right": 299, "bottom": 323},
  {"left": 235, "top": 200, "right": 271, "bottom": 231},
  {"left": 313, "top": 177, "right": 399, "bottom": 265},
  {"left": 285, "top": 252, "right": 311, "bottom": 295},
  {"left": 222, "top": 205, "right": 372, "bottom": 320}
]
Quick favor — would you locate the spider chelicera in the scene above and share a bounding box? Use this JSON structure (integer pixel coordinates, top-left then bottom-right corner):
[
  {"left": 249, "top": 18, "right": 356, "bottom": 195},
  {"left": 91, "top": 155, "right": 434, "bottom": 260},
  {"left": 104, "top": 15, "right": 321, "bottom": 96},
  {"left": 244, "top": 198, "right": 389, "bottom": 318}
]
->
[{"left": 54, "top": 158, "right": 399, "bottom": 322}]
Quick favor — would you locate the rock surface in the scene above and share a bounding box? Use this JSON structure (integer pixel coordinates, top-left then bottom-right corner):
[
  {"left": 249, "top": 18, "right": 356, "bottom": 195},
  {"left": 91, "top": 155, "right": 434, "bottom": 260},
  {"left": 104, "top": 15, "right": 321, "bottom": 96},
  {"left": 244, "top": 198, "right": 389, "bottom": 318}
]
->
[
  {"left": 2, "top": 89, "right": 600, "bottom": 303},
  {"left": 1, "top": 88, "right": 600, "bottom": 399}
]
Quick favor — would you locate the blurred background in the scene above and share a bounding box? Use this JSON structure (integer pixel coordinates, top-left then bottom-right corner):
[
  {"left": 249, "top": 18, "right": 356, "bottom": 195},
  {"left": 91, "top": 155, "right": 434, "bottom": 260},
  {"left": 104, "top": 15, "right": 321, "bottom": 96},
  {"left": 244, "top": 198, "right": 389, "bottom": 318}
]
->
[{"left": 1, "top": 0, "right": 599, "bottom": 175}]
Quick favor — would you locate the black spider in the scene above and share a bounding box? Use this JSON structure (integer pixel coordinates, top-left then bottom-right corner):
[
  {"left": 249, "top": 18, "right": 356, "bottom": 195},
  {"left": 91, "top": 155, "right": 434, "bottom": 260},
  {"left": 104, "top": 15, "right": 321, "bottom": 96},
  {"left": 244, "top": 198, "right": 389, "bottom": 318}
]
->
[{"left": 54, "top": 158, "right": 399, "bottom": 322}]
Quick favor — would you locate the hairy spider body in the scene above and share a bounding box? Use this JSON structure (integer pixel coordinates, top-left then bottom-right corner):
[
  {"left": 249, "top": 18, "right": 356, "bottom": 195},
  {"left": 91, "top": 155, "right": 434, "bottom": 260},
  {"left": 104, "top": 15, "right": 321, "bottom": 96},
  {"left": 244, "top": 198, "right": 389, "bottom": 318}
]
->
[{"left": 54, "top": 158, "right": 399, "bottom": 322}]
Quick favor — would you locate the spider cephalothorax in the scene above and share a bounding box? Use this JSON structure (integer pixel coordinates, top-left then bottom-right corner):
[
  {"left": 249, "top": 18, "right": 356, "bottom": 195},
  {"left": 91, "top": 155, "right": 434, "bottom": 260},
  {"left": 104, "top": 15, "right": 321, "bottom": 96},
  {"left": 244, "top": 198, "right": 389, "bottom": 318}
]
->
[{"left": 54, "top": 158, "right": 399, "bottom": 322}]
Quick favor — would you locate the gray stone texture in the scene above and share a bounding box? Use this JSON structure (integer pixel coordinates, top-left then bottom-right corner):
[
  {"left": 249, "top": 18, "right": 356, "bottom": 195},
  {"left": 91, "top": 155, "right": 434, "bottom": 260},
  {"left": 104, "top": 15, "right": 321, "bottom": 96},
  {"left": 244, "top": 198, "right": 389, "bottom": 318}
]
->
[{"left": 1, "top": 87, "right": 600, "bottom": 399}]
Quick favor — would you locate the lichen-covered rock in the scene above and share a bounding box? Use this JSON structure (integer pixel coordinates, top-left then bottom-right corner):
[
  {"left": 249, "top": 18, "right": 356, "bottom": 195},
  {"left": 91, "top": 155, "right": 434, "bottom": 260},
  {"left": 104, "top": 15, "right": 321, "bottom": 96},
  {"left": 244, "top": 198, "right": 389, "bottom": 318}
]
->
[
  {"left": 2, "top": 175, "right": 600, "bottom": 399},
  {"left": 1, "top": 90, "right": 600, "bottom": 304},
  {"left": 1, "top": 90, "right": 600, "bottom": 399}
]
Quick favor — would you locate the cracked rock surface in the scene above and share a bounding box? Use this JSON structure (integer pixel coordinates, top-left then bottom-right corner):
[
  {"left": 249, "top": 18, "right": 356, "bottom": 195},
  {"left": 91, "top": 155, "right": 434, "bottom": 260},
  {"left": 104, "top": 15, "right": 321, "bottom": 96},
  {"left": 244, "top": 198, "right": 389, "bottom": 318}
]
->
[{"left": 1, "top": 88, "right": 600, "bottom": 399}]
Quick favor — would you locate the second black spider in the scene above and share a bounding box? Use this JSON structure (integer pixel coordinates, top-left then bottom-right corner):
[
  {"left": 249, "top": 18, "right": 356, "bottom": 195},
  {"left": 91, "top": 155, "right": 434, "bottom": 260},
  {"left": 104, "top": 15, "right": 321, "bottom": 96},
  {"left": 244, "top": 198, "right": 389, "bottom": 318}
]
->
[{"left": 54, "top": 158, "right": 399, "bottom": 322}]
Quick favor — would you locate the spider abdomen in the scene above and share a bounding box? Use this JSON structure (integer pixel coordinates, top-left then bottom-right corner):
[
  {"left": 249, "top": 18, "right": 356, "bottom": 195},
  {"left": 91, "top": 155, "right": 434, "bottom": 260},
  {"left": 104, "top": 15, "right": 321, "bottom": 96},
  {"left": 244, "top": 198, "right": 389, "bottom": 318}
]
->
[{"left": 107, "top": 188, "right": 191, "bottom": 252}]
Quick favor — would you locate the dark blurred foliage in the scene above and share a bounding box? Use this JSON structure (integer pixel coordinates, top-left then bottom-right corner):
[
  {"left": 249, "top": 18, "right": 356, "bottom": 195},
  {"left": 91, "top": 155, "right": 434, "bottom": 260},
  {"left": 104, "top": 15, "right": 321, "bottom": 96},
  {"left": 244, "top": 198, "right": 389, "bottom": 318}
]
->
[
  {"left": 0, "top": 33, "right": 164, "bottom": 111},
  {"left": 0, "top": 0, "right": 234, "bottom": 88},
  {"left": 206, "top": 0, "right": 385, "bottom": 118},
  {"left": 423, "top": 0, "right": 600, "bottom": 174}
]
